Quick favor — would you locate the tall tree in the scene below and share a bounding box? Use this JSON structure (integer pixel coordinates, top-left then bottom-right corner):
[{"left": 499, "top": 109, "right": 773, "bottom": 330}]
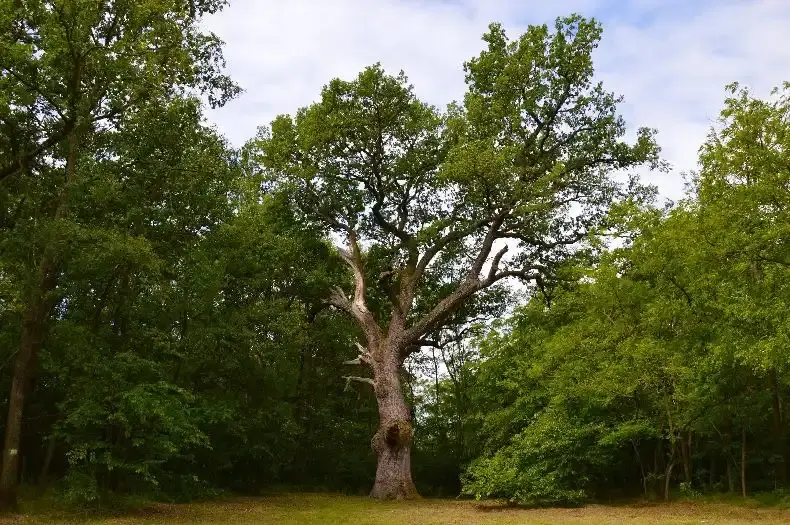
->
[
  {"left": 254, "top": 15, "right": 660, "bottom": 499},
  {"left": 461, "top": 82, "right": 790, "bottom": 502},
  {"left": 0, "top": 0, "right": 237, "bottom": 507}
]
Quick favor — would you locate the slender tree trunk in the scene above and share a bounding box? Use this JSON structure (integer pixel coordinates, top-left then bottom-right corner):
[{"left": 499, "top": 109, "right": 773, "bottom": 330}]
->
[
  {"left": 369, "top": 348, "right": 417, "bottom": 500},
  {"left": 741, "top": 426, "right": 747, "bottom": 498},
  {"left": 0, "top": 259, "right": 57, "bottom": 509},
  {"left": 769, "top": 369, "right": 787, "bottom": 484},
  {"left": 664, "top": 460, "right": 676, "bottom": 501},
  {"left": 727, "top": 457, "right": 735, "bottom": 493},
  {"left": 654, "top": 440, "right": 665, "bottom": 495},
  {"left": 0, "top": 128, "right": 79, "bottom": 510},
  {"left": 38, "top": 434, "right": 57, "bottom": 486},
  {"left": 633, "top": 441, "right": 647, "bottom": 497},
  {"left": 680, "top": 432, "right": 692, "bottom": 484}
]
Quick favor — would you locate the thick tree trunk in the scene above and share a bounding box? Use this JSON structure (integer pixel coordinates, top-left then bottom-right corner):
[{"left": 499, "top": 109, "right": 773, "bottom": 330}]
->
[{"left": 369, "top": 353, "right": 417, "bottom": 500}]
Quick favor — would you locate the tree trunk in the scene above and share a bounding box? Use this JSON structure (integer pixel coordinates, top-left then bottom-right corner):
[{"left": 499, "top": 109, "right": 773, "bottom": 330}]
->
[
  {"left": 0, "top": 127, "right": 78, "bottom": 510},
  {"left": 0, "top": 264, "right": 55, "bottom": 509},
  {"left": 664, "top": 460, "right": 675, "bottom": 501},
  {"left": 369, "top": 352, "right": 417, "bottom": 500},
  {"left": 741, "top": 426, "right": 747, "bottom": 498},
  {"left": 654, "top": 440, "right": 665, "bottom": 495},
  {"left": 664, "top": 438, "right": 677, "bottom": 501},
  {"left": 38, "top": 433, "right": 57, "bottom": 486},
  {"left": 769, "top": 369, "right": 787, "bottom": 483},
  {"left": 680, "top": 432, "right": 692, "bottom": 484}
]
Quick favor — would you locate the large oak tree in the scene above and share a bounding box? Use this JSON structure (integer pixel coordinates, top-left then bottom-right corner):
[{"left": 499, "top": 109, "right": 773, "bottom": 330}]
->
[{"left": 254, "top": 15, "right": 661, "bottom": 499}]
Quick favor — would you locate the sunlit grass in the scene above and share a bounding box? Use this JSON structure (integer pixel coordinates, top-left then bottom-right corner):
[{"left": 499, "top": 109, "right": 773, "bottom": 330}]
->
[{"left": 7, "top": 492, "right": 790, "bottom": 524}]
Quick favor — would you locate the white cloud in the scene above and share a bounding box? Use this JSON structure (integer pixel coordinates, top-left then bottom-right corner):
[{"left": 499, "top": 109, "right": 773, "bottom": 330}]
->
[{"left": 203, "top": 0, "right": 790, "bottom": 202}]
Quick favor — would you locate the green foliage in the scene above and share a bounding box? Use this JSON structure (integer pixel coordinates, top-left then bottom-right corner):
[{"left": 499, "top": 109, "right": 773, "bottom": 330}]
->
[
  {"left": 460, "top": 81, "right": 790, "bottom": 502},
  {"left": 2, "top": 0, "right": 790, "bottom": 509},
  {"left": 1, "top": 0, "right": 375, "bottom": 505},
  {"left": 251, "top": 14, "right": 659, "bottom": 354},
  {"left": 463, "top": 406, "right": 600, "bottom": 505}
]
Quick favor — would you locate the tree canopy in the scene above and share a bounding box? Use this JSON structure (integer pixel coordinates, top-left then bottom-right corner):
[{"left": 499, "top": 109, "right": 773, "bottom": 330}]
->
[{"left": 1, "top": 2, "right": 790, "bottom": 511}]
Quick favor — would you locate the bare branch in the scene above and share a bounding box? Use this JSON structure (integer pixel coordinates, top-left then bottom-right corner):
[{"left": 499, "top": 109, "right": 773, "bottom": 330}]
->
[
  {"left": 412, "top": 217, "right": 490, "bottom": 287},
  {"left": 333, "top": 232, "right": 384, "bottom": 345},
  {"left": 404, "top": 279, "right": 479, "bottom": 344},
  {"left": 470, "top": 212, "right": 507, "bottom": 277},
  {"left": 342, "top": 376, "right": 375, "bottom": 388},
  {"left": 485, "top": 245, "right": 509, "bottom": 284},
  {"left": 344, "top": 342, "right": 373, "bottom": 366},
  {"left": 327, "top": 286, "right": 352, "bottom": 312},
  {"left": 403, "top": 213, "right": 509, "bottom": 344},
  {"left": 492, "top": 269, "right": 541, "bottom": 282}
]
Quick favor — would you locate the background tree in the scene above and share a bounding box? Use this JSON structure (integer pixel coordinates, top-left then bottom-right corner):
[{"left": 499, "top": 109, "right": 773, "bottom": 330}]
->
[
  {"left": 253, "top": 15, "right": 660, "bottom": 499},
  {"left": 0, "top": 0, "right": 240, "bottom": 508},
  {"left": 461, "top": 83, "right": 790, "bottom": 504}
]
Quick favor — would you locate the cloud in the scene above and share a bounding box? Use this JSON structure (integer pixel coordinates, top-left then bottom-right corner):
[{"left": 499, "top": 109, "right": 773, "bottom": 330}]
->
[{"left": 203, "top": 0, "right": 790, "bottom": 202}]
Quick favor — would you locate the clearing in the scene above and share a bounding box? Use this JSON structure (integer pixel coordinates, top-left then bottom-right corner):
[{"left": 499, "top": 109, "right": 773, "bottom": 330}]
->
[{"left": 6, "top": 493, "right": 790, "bottom": 524}]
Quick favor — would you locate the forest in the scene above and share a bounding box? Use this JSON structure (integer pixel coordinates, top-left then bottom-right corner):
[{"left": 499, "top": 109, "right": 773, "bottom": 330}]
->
[{"left": 1, "top": 0, "right": 790, "bottom": 516}]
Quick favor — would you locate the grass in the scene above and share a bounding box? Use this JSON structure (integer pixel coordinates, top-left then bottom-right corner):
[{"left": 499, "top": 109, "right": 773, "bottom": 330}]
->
[{"left": 4, "top": 492, "right": 790, "bottom": 525}]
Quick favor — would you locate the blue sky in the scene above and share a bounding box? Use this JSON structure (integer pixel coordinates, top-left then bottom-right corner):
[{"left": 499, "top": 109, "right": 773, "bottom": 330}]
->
[{"left": 203, "top": 0, "right": 790, "bottom": 202}]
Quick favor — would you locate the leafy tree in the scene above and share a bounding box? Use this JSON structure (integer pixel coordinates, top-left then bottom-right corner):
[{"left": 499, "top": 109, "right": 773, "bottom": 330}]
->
[
  {"left": 0, "top": 0, "right": 238, "bottom": 507},
  {"left": 462, "top": 82, "right": 790, "bottom": 503},
  {"left": 254, "top": 15, "right": 659, "bottom": 499}
]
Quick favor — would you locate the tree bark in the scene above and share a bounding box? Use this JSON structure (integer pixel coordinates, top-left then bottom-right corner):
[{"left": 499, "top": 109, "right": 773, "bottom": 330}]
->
[
  {"left": 0, "top": 127, "right": 79, "bottom": 510},
  {"left": 369, "top": 348, "right": 417, "bottom": 500},
  {"left": 0, "top": 253, "right": 58, "bottom": 509},
  {"left": 680, "top": 432, "right": 692, "bottom": 484},
  {"left": 664, "top": 459, "right": 675, "bottom": 501}
]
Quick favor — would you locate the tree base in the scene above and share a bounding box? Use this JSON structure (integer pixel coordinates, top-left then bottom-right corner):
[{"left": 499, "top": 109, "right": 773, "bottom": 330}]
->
[
  {"left": 369, "top": 421, "right": 419, "bottom": 501},
  {"left": 370, "top": 482, "right": 420, "bottom": 500}
]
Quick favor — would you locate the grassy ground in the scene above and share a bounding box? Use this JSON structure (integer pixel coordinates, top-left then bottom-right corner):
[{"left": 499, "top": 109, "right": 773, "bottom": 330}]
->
[{"left": 4, "top": 493, "right": 790, "bottom": 525}]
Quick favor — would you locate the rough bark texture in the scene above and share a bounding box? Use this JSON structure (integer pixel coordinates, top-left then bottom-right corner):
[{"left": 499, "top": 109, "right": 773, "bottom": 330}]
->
[{"left": 369, "top": 349, "right": 417, "bottom": 500}]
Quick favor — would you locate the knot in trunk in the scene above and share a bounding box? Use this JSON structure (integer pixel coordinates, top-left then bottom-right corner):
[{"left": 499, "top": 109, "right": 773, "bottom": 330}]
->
[{"left": 372, "top": 419, "right": 413, "bottom": 453}]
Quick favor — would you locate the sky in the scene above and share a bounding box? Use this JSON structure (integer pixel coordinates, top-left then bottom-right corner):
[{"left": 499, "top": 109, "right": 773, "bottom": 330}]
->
[{"left": 203, "top": 0, "right": 790, "bottom": 203}]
